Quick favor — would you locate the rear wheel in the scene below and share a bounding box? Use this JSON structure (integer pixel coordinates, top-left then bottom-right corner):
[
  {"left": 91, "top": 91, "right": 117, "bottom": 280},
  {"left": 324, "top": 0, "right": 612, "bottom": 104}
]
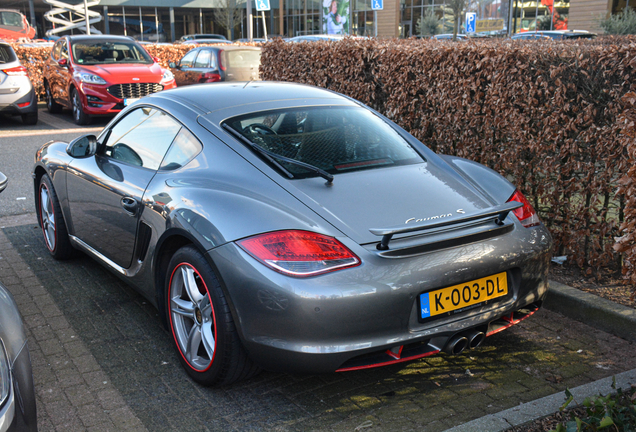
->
[
  {"left": 38, "top": 174, "right": 74, "bottom": 260},
  {"left": 71, "top": 88, "right": 90, "bottom": 125},
  {"left": 166, "top": 245, "right": 260, "bottom": 386},
  {"left": 45, "top": 82, "right": 62, "bottom": 114}
]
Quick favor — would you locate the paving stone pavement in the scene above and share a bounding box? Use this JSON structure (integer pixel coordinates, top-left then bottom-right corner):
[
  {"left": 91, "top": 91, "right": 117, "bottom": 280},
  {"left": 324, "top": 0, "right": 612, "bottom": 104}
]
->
[{"left": 1, "top": 214, "right": 636, "bottom": 431}]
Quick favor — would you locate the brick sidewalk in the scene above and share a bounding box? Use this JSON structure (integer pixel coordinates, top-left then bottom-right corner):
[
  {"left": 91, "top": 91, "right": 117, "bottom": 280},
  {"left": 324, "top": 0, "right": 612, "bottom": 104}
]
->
[{"left": 1, "top": 215, "right": 635, "bottom": 431}]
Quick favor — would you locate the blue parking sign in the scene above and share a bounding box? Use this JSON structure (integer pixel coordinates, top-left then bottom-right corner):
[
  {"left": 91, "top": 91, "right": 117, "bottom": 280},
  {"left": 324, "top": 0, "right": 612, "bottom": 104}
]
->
[
  {"left": 372, "top": 0, "right": 383, "bottom": 10},
  {"left": 465, "top": 12, "right": 476, "bottom": 33},
  {"left": 256, "top": 0, "right": 270, "bottom": 11}
]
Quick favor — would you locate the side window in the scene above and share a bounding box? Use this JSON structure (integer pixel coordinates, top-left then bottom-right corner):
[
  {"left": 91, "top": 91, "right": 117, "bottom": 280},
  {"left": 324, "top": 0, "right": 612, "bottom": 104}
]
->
[
  {"left": 160, "top": 128, "right": 202, "bottom": 171},
  {"left": 180, "top": 50, "right": 197, "bottom": 68},
  {"left": 103, "top": 107, "right": 182, "bottom": 170},
  {"left": 194, "top": 50, "right": 211, "bottom": 68},
  {"left": 60, "top": 40, "right": 69, "bottom": 59}
]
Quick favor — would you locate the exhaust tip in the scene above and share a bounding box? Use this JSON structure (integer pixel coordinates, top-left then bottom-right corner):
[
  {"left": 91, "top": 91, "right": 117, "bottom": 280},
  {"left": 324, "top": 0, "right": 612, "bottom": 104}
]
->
[
  {"left": 443, "top": 335, "right": 468, "bottom": 355},
  {"left": 468, "top": 331, "right": 485, "bottom": 349}
]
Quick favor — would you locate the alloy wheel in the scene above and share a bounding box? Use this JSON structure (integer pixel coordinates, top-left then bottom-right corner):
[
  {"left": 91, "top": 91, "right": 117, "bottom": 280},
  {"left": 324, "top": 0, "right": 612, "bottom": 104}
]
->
[
  {"left": 169, "top": 263, "right": 216, "bottom": 371},
  {"left": 72, "top": 90, "right": 81, "bottom": 122},
  {"left": 39, "top": 184, "right": 56, "bottom": 251}
]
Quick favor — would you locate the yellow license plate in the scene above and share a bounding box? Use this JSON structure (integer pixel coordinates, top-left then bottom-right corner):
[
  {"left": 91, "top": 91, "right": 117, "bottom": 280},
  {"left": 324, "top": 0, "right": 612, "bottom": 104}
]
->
[{"left": 419, "top": 272, "right": 508, "bottom": 320}]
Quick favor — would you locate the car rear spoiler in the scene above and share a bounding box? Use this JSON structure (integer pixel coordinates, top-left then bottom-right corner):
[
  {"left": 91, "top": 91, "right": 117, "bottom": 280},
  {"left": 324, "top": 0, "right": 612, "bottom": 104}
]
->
[{"left": 370, "top": 201, "right": 523, "bottom": 251}]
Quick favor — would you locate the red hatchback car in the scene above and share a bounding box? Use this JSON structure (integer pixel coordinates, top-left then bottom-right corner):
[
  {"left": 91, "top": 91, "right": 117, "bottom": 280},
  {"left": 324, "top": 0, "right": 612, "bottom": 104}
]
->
[{"left": 44, "top": 35, "right": 176, "bottom": 125}]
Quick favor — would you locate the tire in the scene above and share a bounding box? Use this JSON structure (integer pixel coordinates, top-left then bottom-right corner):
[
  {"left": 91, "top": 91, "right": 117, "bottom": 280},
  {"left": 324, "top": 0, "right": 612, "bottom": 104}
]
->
[
  {"left": 166, "top": 245, "right": 261, "bottom": 386},
  {"left": 38, "top": 174, "right": 74, "bottom": 260},
  {"left": 45, "top": 82, "right": 62, "bottom": 114},
  {"left": 21, "top": 111, "right": 37, "bottom": 125},
  {"left": 71, "top": 88, "right": 90, "bottom": 125}
]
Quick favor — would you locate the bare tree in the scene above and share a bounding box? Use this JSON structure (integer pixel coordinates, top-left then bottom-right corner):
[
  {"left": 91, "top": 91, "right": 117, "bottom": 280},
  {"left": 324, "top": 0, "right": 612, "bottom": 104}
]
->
[
  {"left": 446, "top": 0, "right": 465, "bottom": 40},
  {"left": 214, "top": 0, "right": 242, "bottom": 39}
]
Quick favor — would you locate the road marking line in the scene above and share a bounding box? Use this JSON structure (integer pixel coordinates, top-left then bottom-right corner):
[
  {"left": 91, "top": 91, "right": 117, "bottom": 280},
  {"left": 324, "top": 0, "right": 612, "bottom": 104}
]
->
[{"left": 0, "top": 127, "right": 103, "bottom": 138}]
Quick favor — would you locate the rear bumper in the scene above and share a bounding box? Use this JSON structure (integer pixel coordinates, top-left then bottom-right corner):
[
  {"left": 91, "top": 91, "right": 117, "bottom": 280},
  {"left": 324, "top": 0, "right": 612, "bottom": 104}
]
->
[
  {"left": 0, "top": 87, "right": 37, "bottom": 115},
  {"left": 208, "top": 223, "right": 553, "bottom": 374}
]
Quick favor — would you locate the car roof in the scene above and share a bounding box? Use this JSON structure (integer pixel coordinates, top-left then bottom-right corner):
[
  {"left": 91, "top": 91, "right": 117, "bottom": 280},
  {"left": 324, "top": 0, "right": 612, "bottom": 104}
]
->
[
  {"left": 149, "top": 81, "right": 356, "bottom": 114},
  {"left": 66, "top": 35, "right": 136, "bottom": 42}
]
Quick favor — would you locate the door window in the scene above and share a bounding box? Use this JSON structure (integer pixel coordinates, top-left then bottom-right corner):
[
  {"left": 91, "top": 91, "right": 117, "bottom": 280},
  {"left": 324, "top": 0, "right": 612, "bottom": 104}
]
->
[
  {"left": 180, "top": 50, "right": 198, "bottom": 68},
  {"left": 103, "top": 107, "right": 182, "bottom": 170},
  {"left": 160, "top": 128, "right": 202, "bottom": 171},
  {"left": 194, "top": 50, "right": 211, "bottom": 68}
]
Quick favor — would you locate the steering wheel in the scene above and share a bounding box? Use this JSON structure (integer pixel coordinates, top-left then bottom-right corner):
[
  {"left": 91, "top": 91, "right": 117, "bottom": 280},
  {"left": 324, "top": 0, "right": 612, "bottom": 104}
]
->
[{"left": 244, "top": 123, "right": 277, "bottom": 136}]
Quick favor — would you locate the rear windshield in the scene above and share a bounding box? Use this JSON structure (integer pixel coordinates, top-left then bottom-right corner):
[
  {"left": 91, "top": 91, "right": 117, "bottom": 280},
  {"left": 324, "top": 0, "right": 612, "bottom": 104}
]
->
[
  {"left": 224, "top": 50, "right": 261, "bottom": 68},
  {"left": 0, "top": 45, "right": 17, "bottom": 64},
  {"left": 71, "top": 40, "right": 153, "bottom": 65},
  {"left": 225, "top": 106, "right": 423, "bottom": 179}
]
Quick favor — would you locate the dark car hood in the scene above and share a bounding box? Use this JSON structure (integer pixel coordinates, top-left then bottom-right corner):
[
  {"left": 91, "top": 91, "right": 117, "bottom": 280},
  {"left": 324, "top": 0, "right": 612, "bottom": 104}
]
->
[
  {"left": 285, "top": 161, "right": 493, "bottom": 245},
  {"left": 74, "top": 63, "right": 163, "bottom": 82}
]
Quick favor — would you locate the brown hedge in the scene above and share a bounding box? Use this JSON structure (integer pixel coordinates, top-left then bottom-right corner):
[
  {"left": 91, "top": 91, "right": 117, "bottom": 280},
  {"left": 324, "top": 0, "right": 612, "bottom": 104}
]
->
[{"left": 260, "top": 37, "right": 636, "bottom": 289}]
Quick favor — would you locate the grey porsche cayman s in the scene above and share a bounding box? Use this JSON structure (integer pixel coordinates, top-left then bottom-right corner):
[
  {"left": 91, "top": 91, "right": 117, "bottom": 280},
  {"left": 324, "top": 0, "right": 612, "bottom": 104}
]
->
[{"left": 33, "top": 82, "right": 552, "bottom": 386}]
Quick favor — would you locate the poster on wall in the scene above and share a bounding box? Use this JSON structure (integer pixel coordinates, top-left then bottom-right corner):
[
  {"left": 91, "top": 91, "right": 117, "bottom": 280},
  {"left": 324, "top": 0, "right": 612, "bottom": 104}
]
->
[{"left": 323, "top": 0, "right": 349, "bottom": 35}]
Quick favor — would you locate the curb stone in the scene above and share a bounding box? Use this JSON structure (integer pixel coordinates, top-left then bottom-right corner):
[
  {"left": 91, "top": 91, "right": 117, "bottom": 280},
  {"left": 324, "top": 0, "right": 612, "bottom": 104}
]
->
[
  {"left": 443, "top": 367, "right": 636, "bottom": 432},
  {"left": 544, "top": 281, "right": 636, "bottom": 343},
  {"left": 443, "top": 280, "right": 636, "bottom": 432}
]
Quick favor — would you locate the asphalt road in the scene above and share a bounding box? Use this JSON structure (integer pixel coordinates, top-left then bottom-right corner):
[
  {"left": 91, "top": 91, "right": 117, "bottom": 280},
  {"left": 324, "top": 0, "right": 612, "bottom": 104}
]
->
[{"left": 0, "top": 104, "right": 108, "bottom": 217}]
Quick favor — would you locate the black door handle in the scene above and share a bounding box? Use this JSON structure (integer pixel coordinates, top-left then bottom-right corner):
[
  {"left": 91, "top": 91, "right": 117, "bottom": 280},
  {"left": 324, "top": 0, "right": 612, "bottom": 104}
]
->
[{"left": 121, "top": 197, "right": 138, "bottom": 216}]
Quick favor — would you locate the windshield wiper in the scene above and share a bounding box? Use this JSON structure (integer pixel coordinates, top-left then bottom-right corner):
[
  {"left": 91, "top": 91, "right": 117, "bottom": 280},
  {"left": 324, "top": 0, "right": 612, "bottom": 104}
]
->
[{"left": 222, "top": 124, "right": 334, "bottom": 184}]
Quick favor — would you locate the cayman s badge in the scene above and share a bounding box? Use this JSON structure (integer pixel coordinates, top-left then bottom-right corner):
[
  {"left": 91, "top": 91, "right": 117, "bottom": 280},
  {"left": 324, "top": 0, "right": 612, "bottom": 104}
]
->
[
  {"left": 132, "top": 77, "right": 140, "bottom": 81},
  {"left": 405, "top": 209, "right": 465, "bottom": 224}
]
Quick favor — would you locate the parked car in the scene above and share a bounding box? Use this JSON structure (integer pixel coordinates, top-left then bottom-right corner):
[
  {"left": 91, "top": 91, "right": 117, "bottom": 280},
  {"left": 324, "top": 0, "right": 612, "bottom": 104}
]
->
[
  {"left": 169, "top": 45, "right": 261, "bottom": 86},
  {"left": 178, "top": 34, "right": 227, "bottom": 43},
  {"left": 0, "top": 171, "right": 38, "bottom": 431},
  {"left": 0, "top": 9, "right": 35, "bottom": 41},
  {"left": 511, "top": 32, "right": 551, "bottom": 40},
  {"left": 43, "top": 35, "right": 176, "bottom": 125},
  {"left": 432, "top": 33, "right": 468, "bottom": 40},
  {"left": 182, "top": 39, "right": 233, "bottom": 45},
  {"left": 0, "top": 41, "right": 37, "bottom": 125},
  {"left": 287, "top": 34, "right": 346, "bottom": 42},
  {"left": 514, "top": 30, "right": 596, "bottom": 40},
  {"left": 33, "top": 82, "right": 552, "bottom": 386},
  {"left": 233, "top": 38, "right": 267, "bottom": 43}
]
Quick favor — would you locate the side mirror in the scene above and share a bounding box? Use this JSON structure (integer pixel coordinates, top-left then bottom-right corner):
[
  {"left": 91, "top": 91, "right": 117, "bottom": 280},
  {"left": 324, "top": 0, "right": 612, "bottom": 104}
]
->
[
  {"left": 0, "top": 172, "right": 7, "bottom": 194},
  {"left": 153, "top": 56, "right": 161, "bottom": 63},
  {"left": 58, "top": 58, "right": 68, "bottom": 67},
  {"left": 66, "top": 135, "right": 97, "bottom": 158},
  {"left": 168, "top": 61, "right": 177, "bottom": 68}
]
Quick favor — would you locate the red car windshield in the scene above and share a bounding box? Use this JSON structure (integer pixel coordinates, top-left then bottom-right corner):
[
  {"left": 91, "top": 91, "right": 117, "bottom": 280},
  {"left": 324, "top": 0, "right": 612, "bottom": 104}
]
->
[{"left": 71, "top": 40, "right": 153, "bottom": 65}]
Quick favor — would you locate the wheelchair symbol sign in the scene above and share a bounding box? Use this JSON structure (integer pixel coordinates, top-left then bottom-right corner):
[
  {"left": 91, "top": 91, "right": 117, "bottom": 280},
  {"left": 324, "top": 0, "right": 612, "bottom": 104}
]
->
[
  {"left": 372, "top": 0, "right": 383, "bottom": 10},
  {"left": 465, "top": 12, "right": 476, "bottom": 33},
  {"left": 256, "top": 0, "right": 270, "bottom": 11}
]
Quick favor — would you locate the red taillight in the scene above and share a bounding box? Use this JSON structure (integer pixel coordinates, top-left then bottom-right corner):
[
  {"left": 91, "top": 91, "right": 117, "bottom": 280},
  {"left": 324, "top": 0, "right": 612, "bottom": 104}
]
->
[
  {"left": 3, "top": 66, "right": 28, "bottom": 77},
  {"left": 17, "top": 101, "right": 30, "bottom": 108},
  {"left": 237, "top": 230, "right": 360, "bottom": 277},
  {"left": 507, "top": 190, "right": 540, "bottom": 228},
  {"left": 202, "top": 72, "right": 221, "bottom": 83},
  {"left": 219, "top": 51, "right": 226, "bottom": 71}
]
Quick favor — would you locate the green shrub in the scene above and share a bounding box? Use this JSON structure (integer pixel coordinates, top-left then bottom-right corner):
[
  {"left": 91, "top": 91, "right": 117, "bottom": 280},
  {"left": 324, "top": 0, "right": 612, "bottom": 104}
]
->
[
  {"left": 599, "top": 7, "right": 636, "bottom": 35},
  {"left": 552, "top": 378, "right": 636, "bottom": 431},
  {"left": 416, "top": 9, "right": 441, "bottom": 36}
]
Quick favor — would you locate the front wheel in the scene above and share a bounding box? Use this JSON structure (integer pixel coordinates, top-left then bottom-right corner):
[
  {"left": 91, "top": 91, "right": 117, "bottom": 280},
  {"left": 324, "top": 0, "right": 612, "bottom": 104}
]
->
[
  {"left": 38, "top": 174, "right": 74, "bottom": 260},
  {"left": 166, "top": 245, "right": 260, "bottom": 386},
  {"left": 71, "top": 88, "right": 90, "bottom": 125}
]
